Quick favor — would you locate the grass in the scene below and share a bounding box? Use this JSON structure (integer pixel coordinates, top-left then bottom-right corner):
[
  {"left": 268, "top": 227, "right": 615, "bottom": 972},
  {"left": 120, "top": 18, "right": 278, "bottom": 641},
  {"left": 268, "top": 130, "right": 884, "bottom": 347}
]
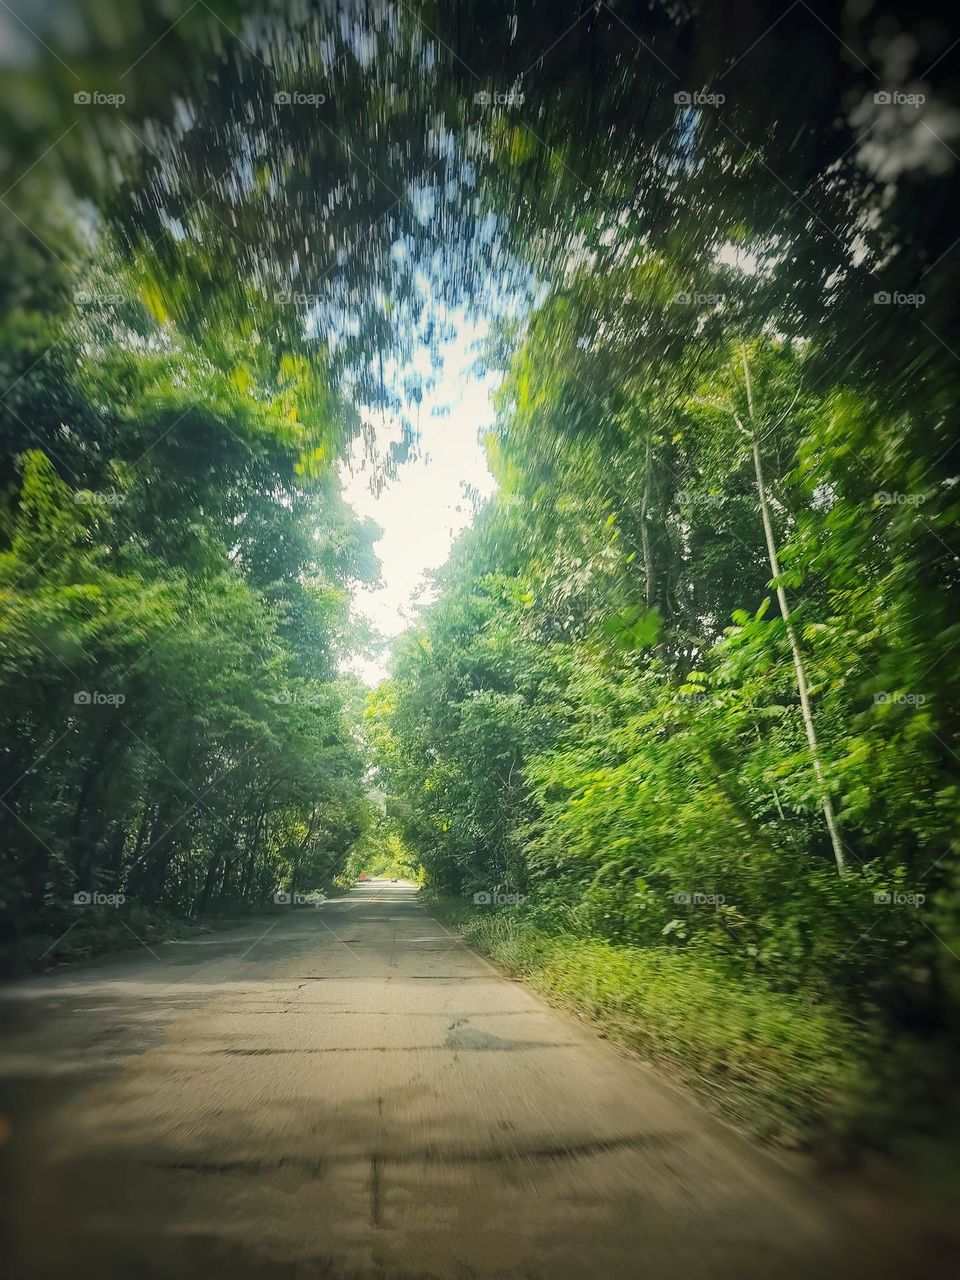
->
[{"left": 427, "top": 895, "right": 876, "bottom": 1150}]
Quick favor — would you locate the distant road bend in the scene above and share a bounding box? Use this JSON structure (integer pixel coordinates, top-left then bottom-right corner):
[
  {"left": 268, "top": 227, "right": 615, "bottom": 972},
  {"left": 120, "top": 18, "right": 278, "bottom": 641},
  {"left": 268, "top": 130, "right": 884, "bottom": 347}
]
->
[{"left": 0, "top": 881, "right": 936, "bottom": 1278}]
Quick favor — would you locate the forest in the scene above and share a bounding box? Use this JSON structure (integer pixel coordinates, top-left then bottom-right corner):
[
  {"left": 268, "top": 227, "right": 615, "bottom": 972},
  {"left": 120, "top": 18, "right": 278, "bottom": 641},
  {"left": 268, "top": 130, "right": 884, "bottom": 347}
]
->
[
  {"left": 1, "top": 0, "right": 958, "bottom": 1147},
  {"left": 371, "top": 300, "right": 959, "bottom": 1139}
]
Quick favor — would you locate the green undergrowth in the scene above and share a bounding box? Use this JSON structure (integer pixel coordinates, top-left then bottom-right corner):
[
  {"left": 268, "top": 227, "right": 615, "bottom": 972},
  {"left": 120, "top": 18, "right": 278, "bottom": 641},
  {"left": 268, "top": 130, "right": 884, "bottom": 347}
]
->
[{"left": 426, "top": 894, "right": 886, "bottom": 1151}]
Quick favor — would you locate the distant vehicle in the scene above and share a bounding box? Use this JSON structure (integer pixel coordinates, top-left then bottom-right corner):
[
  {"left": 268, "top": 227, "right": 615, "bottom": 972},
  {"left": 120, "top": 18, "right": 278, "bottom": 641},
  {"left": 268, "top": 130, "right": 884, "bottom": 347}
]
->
[{"left": 358, "top": 871, "right": 368, "bottom": 881}]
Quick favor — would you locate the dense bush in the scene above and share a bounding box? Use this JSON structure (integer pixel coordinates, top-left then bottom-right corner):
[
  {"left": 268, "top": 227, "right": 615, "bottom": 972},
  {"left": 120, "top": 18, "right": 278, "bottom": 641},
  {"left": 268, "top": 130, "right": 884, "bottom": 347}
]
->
[
  {"left": 0, "top": 210, "right": 377, "bottom": 969},
  {"left": 372, "top": 301, "right": 959, "bottom": 1144}
]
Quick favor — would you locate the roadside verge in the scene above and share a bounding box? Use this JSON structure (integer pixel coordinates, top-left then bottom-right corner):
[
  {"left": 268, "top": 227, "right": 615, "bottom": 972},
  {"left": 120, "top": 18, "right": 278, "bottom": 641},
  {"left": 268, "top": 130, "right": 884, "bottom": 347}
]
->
[{"left": 426, "top": 895, "right": 875, "bottom": 1151}]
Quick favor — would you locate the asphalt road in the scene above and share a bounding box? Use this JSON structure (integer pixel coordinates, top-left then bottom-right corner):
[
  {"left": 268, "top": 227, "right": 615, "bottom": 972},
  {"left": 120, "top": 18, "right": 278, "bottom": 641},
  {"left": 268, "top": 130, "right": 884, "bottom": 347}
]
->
[{"left": 0, "top": 881, "right": 949, "bottom": 1279}]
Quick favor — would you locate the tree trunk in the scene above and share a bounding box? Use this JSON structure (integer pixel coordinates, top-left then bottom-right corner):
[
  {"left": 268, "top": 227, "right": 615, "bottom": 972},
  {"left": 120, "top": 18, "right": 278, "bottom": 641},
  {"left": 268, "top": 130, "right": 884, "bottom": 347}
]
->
[
  {"left": 641, "top": 429, "right": 655, "bottom": 607},
  {"left": 740, "top": 346, "right": 848, "bottom": 876},
  {"left": 196, "top": 811, "right": 242, "bottom": 917}
]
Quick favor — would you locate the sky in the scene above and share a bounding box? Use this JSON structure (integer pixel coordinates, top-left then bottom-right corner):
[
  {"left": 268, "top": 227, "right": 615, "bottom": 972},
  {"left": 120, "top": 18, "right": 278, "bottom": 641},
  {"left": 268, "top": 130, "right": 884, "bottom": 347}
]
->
[{"left": 339, "top": 320, "right": 499, "bottom": 685}]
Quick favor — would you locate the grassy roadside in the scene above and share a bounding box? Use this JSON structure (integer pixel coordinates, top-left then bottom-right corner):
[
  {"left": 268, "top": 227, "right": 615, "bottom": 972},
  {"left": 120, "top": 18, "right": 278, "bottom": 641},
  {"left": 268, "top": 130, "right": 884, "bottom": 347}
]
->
[{"left": 426, "top": 894, "right": 880, "bottom": 1151}]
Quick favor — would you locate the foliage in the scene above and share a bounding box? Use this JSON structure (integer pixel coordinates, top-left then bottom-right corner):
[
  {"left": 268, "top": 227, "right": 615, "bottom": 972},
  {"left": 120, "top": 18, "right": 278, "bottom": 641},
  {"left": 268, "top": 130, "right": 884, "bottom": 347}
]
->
[
  {"left": 2, "top": 0, "right": 958, "bottom": 1144},
  {"left": 344, "top": 822, "right": 422, "bottom": 884},
  {"left": 0, "top": 208, "right": 377, "bottom": 969},
  {"left": 372, "top": 270, "right": 959, "bottom": 1142}
]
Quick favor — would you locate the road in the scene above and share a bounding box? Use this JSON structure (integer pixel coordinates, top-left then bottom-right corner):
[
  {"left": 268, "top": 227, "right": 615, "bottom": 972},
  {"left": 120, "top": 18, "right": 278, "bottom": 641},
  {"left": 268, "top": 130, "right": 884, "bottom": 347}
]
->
[{"left": 0, "top": 880, "right": 945, "bottom": 1279}]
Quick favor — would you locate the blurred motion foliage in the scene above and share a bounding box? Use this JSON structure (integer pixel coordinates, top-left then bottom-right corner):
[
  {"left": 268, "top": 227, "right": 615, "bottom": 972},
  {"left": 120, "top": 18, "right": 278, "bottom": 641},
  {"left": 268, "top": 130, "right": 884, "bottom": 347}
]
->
[
  {"left": 359, "top": 0, "right": 959, "bottom": 1133},
  {"left": 0, "top": 181, "right": 379, "bottom": 967},
  {"left": 374, "top": 306, "right": 959, "bottom": 1135},
  {"left": 0, "top": 0, "right": 957, "bottom": 1129}
]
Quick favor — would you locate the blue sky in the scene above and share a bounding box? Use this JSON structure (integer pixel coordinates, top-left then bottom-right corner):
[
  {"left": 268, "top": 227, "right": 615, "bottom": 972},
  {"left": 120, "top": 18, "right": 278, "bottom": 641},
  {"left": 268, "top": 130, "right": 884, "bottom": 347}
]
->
[{"left": 340, "top": 319, "right": 498, "bottom": 683}]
